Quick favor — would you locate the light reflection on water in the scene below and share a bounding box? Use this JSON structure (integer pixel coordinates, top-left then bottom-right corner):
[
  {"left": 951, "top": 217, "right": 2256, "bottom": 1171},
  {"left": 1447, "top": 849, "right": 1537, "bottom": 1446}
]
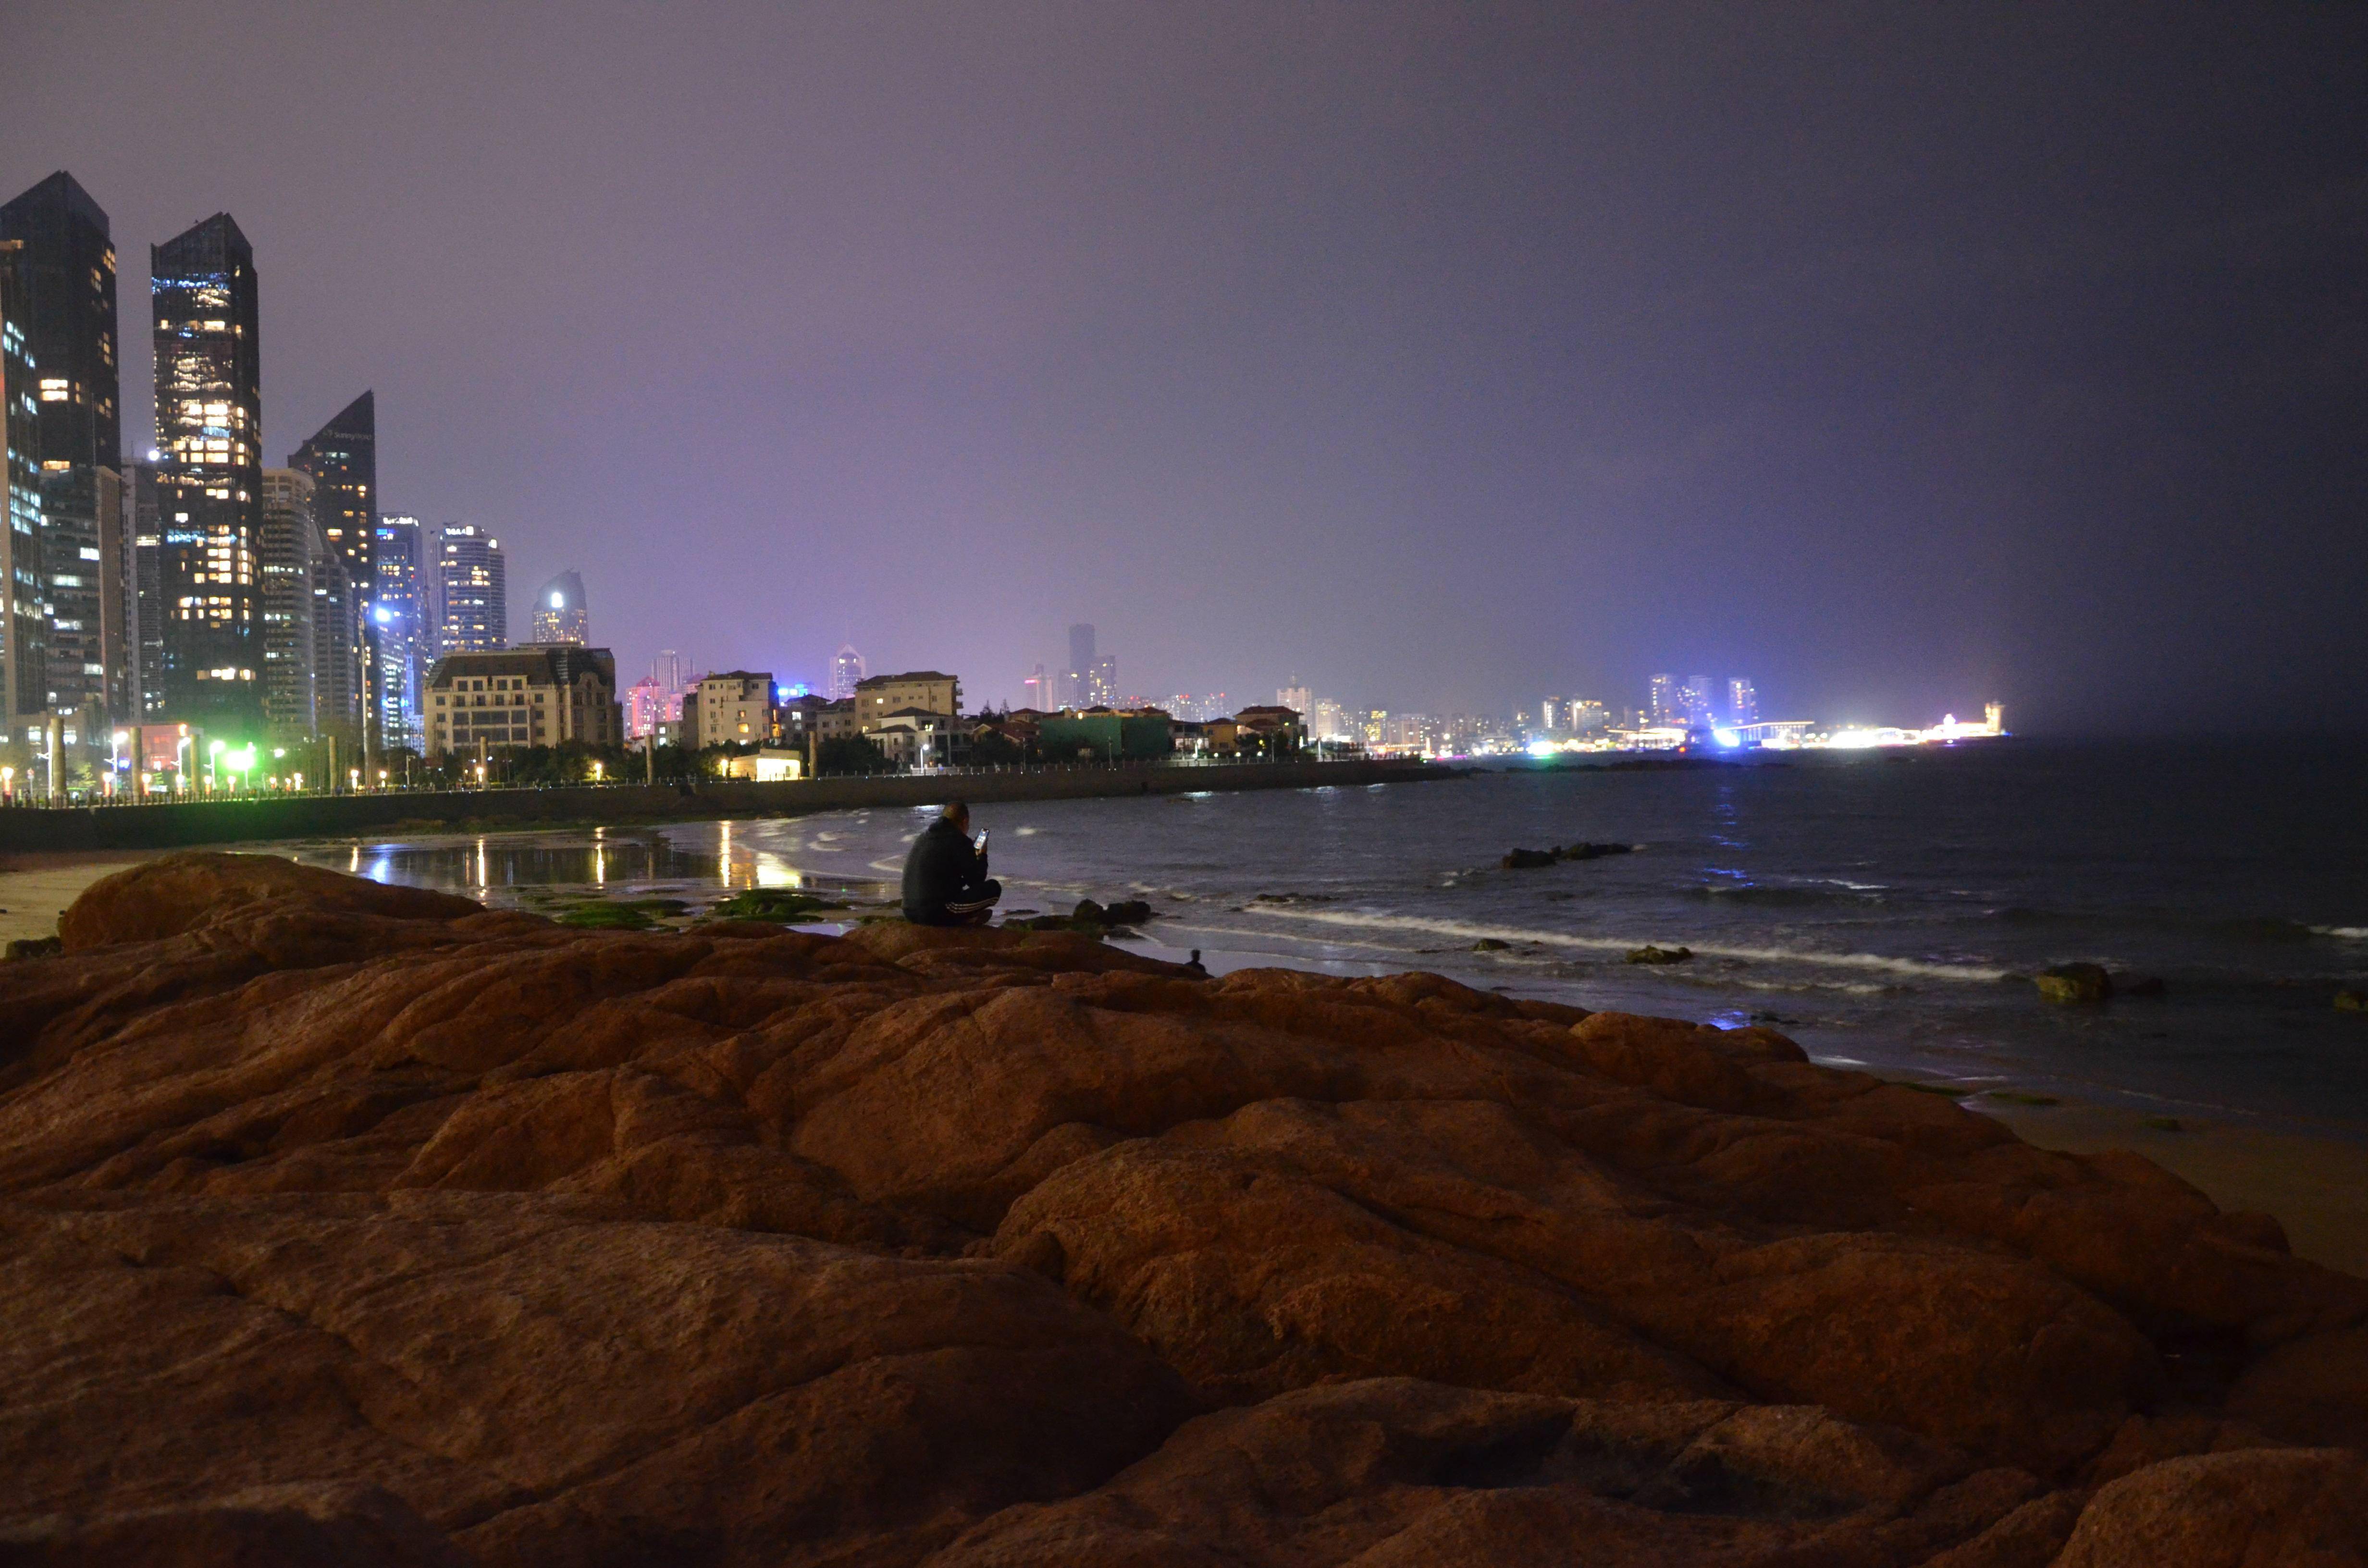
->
[{"left": 297, "top": 818, "right": 893, "bottom": 910}]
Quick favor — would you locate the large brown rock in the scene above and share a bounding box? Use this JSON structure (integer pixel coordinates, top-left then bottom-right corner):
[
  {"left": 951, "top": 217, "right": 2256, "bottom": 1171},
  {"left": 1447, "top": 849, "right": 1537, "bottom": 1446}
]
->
[
  {"left": 0, "top": 854, "right": 2362, "bottom": 1563},
  {"left": 2053, "top": 1447, "right": 2368, "bottom": 1566}
]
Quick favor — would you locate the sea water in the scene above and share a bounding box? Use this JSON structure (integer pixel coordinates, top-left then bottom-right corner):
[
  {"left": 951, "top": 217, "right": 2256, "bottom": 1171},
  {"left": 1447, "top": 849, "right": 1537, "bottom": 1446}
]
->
[{"left": 287, "top": 739, "right": 2368, "bottom": 1137}]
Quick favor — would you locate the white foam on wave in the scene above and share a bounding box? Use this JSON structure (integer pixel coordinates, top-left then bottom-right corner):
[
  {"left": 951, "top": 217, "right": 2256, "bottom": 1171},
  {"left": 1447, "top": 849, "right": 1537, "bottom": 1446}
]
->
[
  {"left": 2313, "top": 925, "right": 2368, "bottom": 940},
  {"left": 1255, "top": 906, "right": 2013, "bottom": 984}
]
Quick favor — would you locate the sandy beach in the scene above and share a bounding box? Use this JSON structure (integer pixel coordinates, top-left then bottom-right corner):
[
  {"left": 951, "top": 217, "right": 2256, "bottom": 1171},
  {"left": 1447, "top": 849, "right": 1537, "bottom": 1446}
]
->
[
  {"left": 0, "top": 853, "right": 151, "bottom": 947},
  {"left": 1984, "top": 1099, "right": 2368, "bottom": 1277}
]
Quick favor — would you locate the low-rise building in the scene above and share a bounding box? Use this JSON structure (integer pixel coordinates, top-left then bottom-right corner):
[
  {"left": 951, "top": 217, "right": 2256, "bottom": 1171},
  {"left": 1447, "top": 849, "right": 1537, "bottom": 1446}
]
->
[
  {"left": 682, "top": 671, "right": 773, "bottom": 750},
  {"left": 424, "top": 646, "right": 620, "bottom": 756},
  {"left": 721, "top": 747, "right": 804, "bottom": 781},
  {"left": 1232, "top": 705, "right": 1306, "bottom": 757},
  {"left": 855, "top": 671, "right": 960, "bottom": 732}
]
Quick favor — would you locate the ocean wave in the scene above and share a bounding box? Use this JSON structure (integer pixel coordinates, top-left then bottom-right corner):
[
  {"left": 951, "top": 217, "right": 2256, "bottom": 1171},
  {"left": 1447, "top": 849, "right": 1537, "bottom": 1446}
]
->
[
  {"left": 1691, "top": 883, "right": 1887, "bottom": 908},
  {"left": 2314, "top": 926, "right": 2368, "bottom": 941},
  {"left": 1254, "top": 907, "right": 2012, "bottom": 983}
]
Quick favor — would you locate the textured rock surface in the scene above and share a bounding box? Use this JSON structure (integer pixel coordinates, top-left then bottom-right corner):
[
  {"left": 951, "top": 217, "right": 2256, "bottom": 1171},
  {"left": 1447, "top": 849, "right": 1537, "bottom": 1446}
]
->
[{"left": 3, "top": 852, "right": 2364, "bottom": 1566}]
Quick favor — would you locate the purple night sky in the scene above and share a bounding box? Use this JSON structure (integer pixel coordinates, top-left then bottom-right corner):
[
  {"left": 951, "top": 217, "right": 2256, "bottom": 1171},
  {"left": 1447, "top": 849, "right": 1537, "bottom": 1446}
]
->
[{"left": 5, "top": 3, "right": 2363, "bottom": 730}]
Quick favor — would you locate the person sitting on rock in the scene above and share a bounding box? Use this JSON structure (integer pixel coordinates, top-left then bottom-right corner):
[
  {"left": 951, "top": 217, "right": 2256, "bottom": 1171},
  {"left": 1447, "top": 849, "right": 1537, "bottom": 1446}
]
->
[{"left": 902, "top": 801, "right": 1002, "bottom": 926}]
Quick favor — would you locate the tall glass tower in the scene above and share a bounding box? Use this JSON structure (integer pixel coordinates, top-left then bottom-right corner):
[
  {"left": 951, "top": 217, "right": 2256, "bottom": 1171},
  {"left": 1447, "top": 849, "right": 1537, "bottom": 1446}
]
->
[
  {"left": 151, "top": 213, "right": 263, "bottom": 732},
  {"left": 374, "top": 514, "right": 424, "bottom": 751},
  {"left": 289, "top": 391, "right": 374, "bottom": 746},
  {"left": 432, "top": 524, "right": 506, "bottom": 655},
  {"left": 2, "top": 172, "right": 129, "bottom": 769}
]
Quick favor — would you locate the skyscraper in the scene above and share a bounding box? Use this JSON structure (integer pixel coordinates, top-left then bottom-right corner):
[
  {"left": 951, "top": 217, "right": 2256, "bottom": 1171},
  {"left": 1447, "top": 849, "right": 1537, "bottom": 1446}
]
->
[
  {"left": 374, "top": 515, "right": 424, "bottom": 752},
  {"left": 1647, "top": 674, "right": 1679, "bottom": 727},
  {"left": 1064, "top": 624, "right": 1094, "bottom": 709},
  {"left": 258, "top": 468, "right": 321, "bottom": 740},
  {"left": 1278, "top": 683, "right": 1311, "bottom": 717},
  {"left": 123, "top": 461, "right": 164, "bottom": 718},
  {"left": 1684, "top": 675, "right": 1717, "bottom": 726},
  {"left": 0, "top": 241, "right": 46, "bottom": 763},
  {"left": 1, "top": 173, "right": 128, "bottom": 773},
  {"left": 1021, "top": 662, "right": 1048, "bottom": 710},
  {"left": 1086, "top": 654, "right": 1117, "bottom": 708},
  {"left": 531, "top": 569, "right": 587, "bottom": 644},
  {"left": 151, "top": 213, "right": 263, "bottom": 732},
  {"left": 288, "top": 392, "right": 375, "bottom": 596},
  {"left": 828, "top": 643, "right": 864, "bottom": 700},
  {"left": 432, "top": 524, "right": 506, "bottom": 654},
  {"left": 1727, "top": 678, "right": 1758, "bottom": 726}
]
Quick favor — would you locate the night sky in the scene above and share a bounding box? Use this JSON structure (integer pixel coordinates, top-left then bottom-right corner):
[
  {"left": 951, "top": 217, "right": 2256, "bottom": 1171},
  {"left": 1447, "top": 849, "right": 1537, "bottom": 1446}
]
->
[{"left": 4, "top": 3, "right": 2362, "bottom": 731}]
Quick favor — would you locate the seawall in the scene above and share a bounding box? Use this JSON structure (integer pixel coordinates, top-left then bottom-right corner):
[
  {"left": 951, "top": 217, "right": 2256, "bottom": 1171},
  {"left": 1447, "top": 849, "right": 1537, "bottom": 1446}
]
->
[{"left": 0, "top": 758, "right": 1457, "bottom": 854}]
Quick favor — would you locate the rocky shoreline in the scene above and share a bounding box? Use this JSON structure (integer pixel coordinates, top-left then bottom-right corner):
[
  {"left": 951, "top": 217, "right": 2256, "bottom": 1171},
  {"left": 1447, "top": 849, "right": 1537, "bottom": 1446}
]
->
[{"left": 4, "top": 853, "right": 2366, "bottom": 1564}]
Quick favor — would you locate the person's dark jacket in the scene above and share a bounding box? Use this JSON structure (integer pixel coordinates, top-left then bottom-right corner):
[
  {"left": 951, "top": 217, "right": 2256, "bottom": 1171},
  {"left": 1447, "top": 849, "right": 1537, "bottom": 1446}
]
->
[{"left": 902, "top": 818, "right": 990, "bottom": 922}]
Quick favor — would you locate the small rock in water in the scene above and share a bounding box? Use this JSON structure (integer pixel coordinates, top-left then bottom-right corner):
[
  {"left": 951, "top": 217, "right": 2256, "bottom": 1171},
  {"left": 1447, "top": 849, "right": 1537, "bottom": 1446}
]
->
[
  {"left": 4, "top": 935, "right": 62, "bottom": 962},
  {"left": 2035, "top": 963, "right": 2113, "bottom": 1004},
  {"left": 2337, "top": 990, "right": 2367, "bottom": 1013},
  {"left": 1627, "top": 944, "right": 1693, "bottom": 965},
  {"left": 1471, "top": 938, "right": 1511, "bottom": 952},
  {"left": 1499, "top": 848, "right": 1556, "bottom": 870},
  {"left": 1558, "top": 842, "right": 1633, "bottom": 861}
]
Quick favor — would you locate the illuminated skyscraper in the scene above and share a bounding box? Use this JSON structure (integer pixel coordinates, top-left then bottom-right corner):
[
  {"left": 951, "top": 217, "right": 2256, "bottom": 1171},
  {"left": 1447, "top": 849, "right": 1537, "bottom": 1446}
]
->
[
  {"left": 124, "top": 461, "right": 164, "bottom": 718},
  {"left": 150, "top": 213, "right": 263, "bottom": 732},
  {"left": 0, "top": 242, "right": 46, "bottom": 758},
  {"left": 288, "top": 392, "right": 375, "bottom": 595},
  {"left": 374, "top": 515, "right": 424, "bottom": 751},
  {"left": 1063, "top": 624, "right": 1095, "bottom": 708},
  {"left": 1727, "top": 678, "right": 1758, "bottom": 726},
  {"left": 531, "top": 569, "right": 587, "bottom": 644},
  {"left": 1278, "top": 682, "right": 1311, "bottom": 717},
  {"left": 2, "top": 172, "right": 129, "bottom": 768},
  {"left": 258, "top": 468, "right": 321, "bottom": 740},
  {"left": 828, "top": 642, "right": 864, "bottom": 700},
  {"left": 431, "top": 524, "right": 506, "bottom": 654},
  {"left": 1685, "top": 675, "right": 1716, "bottom": 726},
  {"left": 1647, "top": 674, "right": 1679, "bottom": 727}
]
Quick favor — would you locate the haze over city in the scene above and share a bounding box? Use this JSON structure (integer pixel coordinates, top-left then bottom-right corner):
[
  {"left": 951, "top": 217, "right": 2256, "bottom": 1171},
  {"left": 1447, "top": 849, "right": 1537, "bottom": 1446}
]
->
[{"left": 4, "top": 2, "right": 2363, "bottom": 731}]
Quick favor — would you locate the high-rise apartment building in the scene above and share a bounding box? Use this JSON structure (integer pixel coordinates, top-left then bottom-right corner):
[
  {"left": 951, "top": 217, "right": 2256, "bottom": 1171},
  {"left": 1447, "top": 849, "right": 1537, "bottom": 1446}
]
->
[
  {"left": 150, "top": 213, "right": 263, "bottom": 733},
  {"left": 312, "top": 542, "right": 365, "bottom": 747},
  {"left": 374, "top": 515, "right": 424, "bottom": 752},
  {"left": 531, "top": 569, "right": 587, "bottom": 644},
  {"left": 1727, "top": 678, "right": 1758, "bottom": 726},
  {"left": 1684, "top": 675, "right": 1716, "bottom": 726},
  {"left": 1278, "top": 683, "right": 1311, "bottom": 718},
  {"left": 1086, "top": 654, "right": 1117, "bottom": 708},
  {"left": 828, "top": 643, "right": 864, "bottom": 700},
  {"left": 1021, "top": 662, "right": 1048, "bottom": 710},
  {"left": 432, "top": 524, "right": 506, "bottom": 654},
  {"left": 258, "top": 468, "right": 321, "bottom": 740},
  {"left": 1647, "top": 674, "right": 1679, "bottom": 727},
  {"left": 2, "top": 173, "right": 128, "bottom": 774}
]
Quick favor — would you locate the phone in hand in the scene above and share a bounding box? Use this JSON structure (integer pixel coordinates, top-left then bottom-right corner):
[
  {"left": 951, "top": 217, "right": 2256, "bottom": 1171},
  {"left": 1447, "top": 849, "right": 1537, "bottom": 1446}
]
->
[{"left": 974, "top": 829, "right": 989, "bottom": 855}]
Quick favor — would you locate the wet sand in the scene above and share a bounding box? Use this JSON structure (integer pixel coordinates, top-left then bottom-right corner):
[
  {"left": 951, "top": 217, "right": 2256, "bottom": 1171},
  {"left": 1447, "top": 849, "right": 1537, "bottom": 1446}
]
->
[{"left": 1985, "top": 1099, "right": 2368, "bottom": 1277}]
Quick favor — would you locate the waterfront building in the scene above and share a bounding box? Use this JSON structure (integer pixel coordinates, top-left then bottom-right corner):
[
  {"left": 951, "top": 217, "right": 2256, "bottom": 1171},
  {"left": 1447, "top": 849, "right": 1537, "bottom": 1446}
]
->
[
  {"left": 431, "top": 524, "right": 506, "bottom": 655},
  {"left": 1232, "top": 705, "right": 1307, "bottom": 757},
  {"left": 1312, "top": 697, "right": 1348, "bottom": 743},
  {"left": 531, "top": 569, "right": 587, "bottom": 644},
  {"left": 124, "top": 461, "right": 163, "bottom": 717},
  {"left": 258, "top": 468, "right": 321, "bottom": 740},
  {"left": 373, "top": 515, "right": 424, "bottom": 752},
  {"left": 0, "top": 240, "right": 46, "bottom": 771},
  {"left": 1685, "top": 674, "right": 1717, "bottom": 726},
  {"left": 682, "top": 670, "right": 773, "bottom": 749},
  {"left": 1728, "top": 678, "right": 1758, "bottom": 726},
  {"left": 423, "top": 644, "right": 620, "bottom": 757},
  {"left": 855, "top": 670, "right": 961, "bottom": 732},
  {"left": 1, "top": 172, "right": 129, "bottom": 773},
  {"left": 1647, "top": 674, "right": 1680, "bottom": 727},
  {"left": 310, "top": 539, "right": 366, "bottom": 748},
  {"left": 287, "top": 391, "right": 375, "bottom": 608},
  {"left": 827, "top": 643, "right": 864, "bottom": 700},
  {"left": 150, "top": 213, "right": 264, "bottom": 733}
]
